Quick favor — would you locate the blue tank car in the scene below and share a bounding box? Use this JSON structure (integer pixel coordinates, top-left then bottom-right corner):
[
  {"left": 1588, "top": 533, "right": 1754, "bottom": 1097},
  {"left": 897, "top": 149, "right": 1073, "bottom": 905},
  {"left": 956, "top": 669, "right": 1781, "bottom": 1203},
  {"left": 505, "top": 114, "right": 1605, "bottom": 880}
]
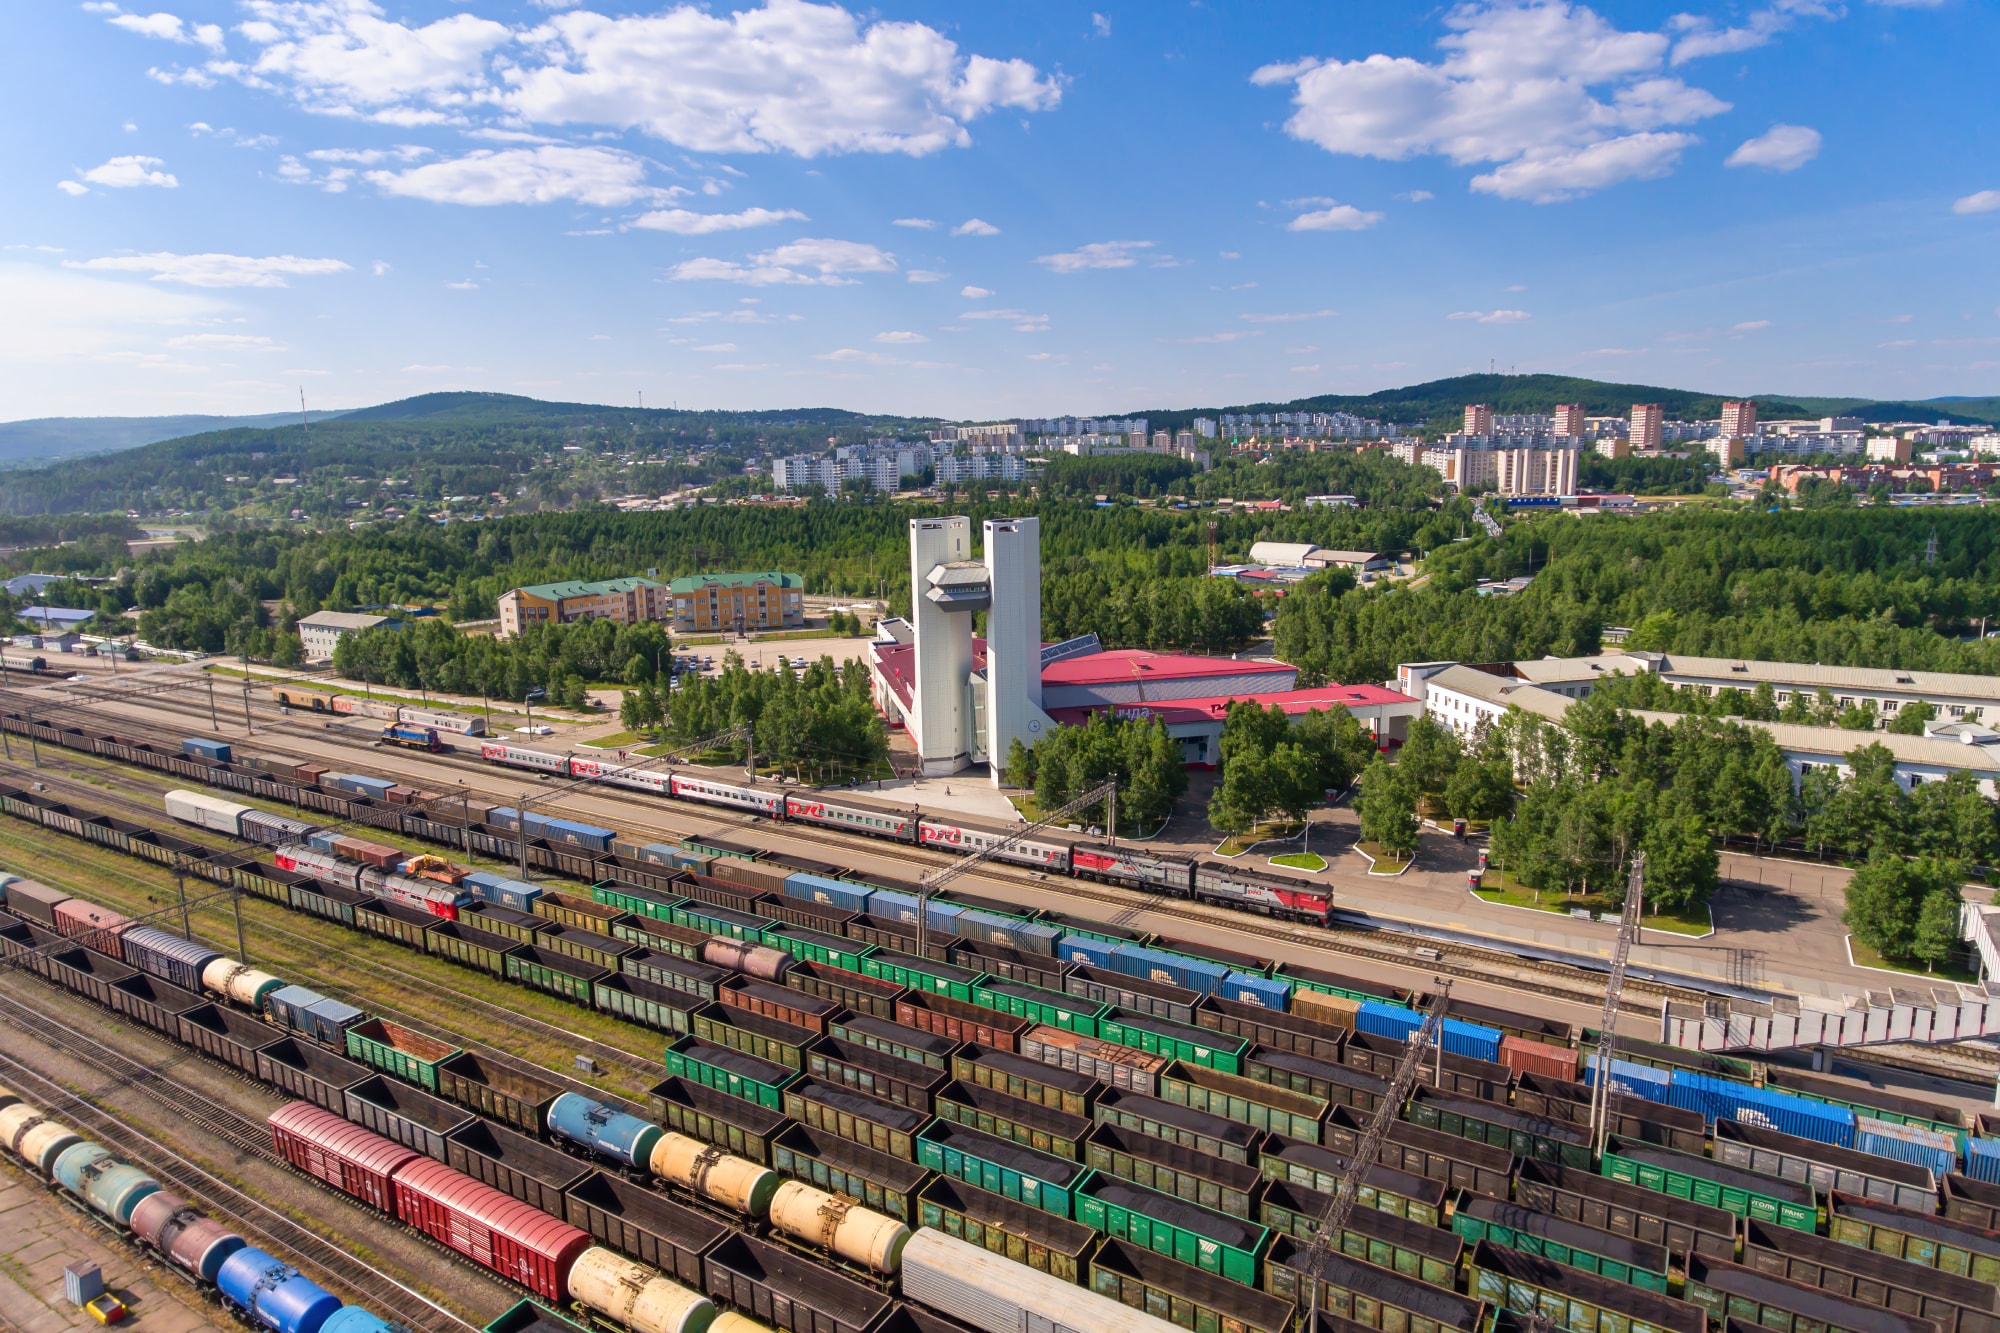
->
[
  {"left": 547, "top": 1092, "right": 662, "bottom": 1168},
  {"left": 217, "top": 1249, "right": 343, "bottom": 1333}
]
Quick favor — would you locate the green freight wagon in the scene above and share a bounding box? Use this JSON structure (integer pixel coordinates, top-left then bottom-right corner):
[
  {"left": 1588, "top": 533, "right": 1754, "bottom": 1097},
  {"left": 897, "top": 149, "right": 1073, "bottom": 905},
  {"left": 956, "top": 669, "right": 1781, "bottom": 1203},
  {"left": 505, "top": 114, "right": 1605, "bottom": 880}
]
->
[
  {"left": 1269, "top": 1238, "right": 1493, "bottom": 1333},
  {"left": 345, "top": 1018, "right": 460, "bottom": 1093},
  {"left": 1092, "top": 1089, "right": 1263, "bottom": 1167},
  {"left": 1470, "top": 1241, "right": 1702, "bottom": 1333},
  {"left": 424, "top": 920, "right": 522, "bottom": 977},
  {"left": 1259, "top": 1178, "right": 1460, "bottom": 1289},
  {"left": 648, "top": 1075, "right": 788, "bottom": 1165},
  {"left": 1831, "top": 1191, "right": 2000, "bottom": 1286},
  {"left": 830, "top": 1013, "right": 958, "bottom": 1072},
  {"left": 593, "top": 974, "right": 703, "bottom": 1036},
  {"left": 782, "top": 1077, "right": 927, "bottom": 1160},
  {"left": 485, "top": 1299, "right": 591, "bottom": 1333},
  {"left": 1085, "top": 1122, "right": 1265, "bottom": 1220},
  {"left": 951, "top": 1045, "right": 1095, "bottom": 1118},
  {"left": 468, "top": 904, "right": 552, "bottom": 948},
  {"left": 671, "top": 900, "right": 766, "bottom": 942},
  {"left": 1602, "top": 1135, "right": 1819, "bottom": 1232},
  {"left": 690, "top": 1007, "right": 815, "bottom": 1071},
  {"left": 1090, "top": 1238, "right": 1297, "bottom": 1333},
  {"left": 1515, "top": 1159, "right": 1739, "bottom": 1263},
  {"left": 763, "top": 925, "right": 875, "bottom": 975},
  {"left": 1257, "top": 1136, "right": 1445, "bottom": 1227},
  {"left": 1159, "top": 1062, "right": 1326, "bottom": 1143},
  {"left": 935, "top": 1081, "right": 1090, "bottom": 1161},
  {"left": 536, "top": 922, "right": 636, "bottom": 973},
  {"left": 971, "top": 978, "right": 1107, "bottom": 1036},
  {"left": 1452, "top": 1194, "right": 1670, "bottom": 1293},
  {"left": 1100, "top": 1011, "right": 1246, "bottom": 1074},
  {"left": 916, "top": 1121, "right": 1084, "bottom": 1217},
  {"left": 1074, "top": 1173, "right": 1269, "bottom": 1286},
  {"left": 1406, "top": 1085, "right": 1591, "bottom": 1169},
  {"left": 770, "top": 1124, "right": 930, "bottom": 1222},
  {"left": 504, "top": 945, "right": 608, "bottom": 1005},
  {"left": 1322, "top": 1103, "right": 1513, "bottom": 1198},
  {"left": 861, "top": 949, "right": 985, "bottom": 1002},
  {"left": 591, "top": 881, "right": 683, "bottom": 922},
  {"left": 917, "top": 1176, "right": 1098, "bottom": 1284},
  {"left": 806, "top": 1039, "right": 948, "bottom": 1113},
  {"left": 611, "top": 916, "right": 710, "bottom": 963},
  {"left": 1244, "top": 1048, "right": 1391, "bottom": 1116},
  {"left": 663, "top": 1036, "right": 796, "bottom": 1110},
  {"left": 1683, "top": 1251, "right": 1942, "bottom": 1333},
  {"left": 1741, "top": 1217, "right": 1999, "bottom": 1333}
]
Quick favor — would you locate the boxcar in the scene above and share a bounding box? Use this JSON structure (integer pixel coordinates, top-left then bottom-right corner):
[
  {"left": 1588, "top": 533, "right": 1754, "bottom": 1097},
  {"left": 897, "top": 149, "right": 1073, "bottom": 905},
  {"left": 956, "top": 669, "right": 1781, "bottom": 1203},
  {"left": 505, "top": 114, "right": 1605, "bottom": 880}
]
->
[
  {"left": 1603, "top": 1135, "right": 1819, "bottom": 1232},
  {"left": 1718, "top": 1120, "right": 1939, "bottom": 1212},
  {"left": 1270, "top": 1239, "right": 1492, "bottom": 1333},
  {"left": 916, "top": 1176, "right": 1098, "bottom": 1284},
  {"left": 1742, "top": 1217, "right": 2000, "bottom": 1333},
  {"left": 1093, "top": 1088, "right": 1265, "bottom": 1168},
  {"left": 1090, "top": 1237, "right": 1297, "bottom": 1333},
  {"left": 770, "top": 1124, "right": 931, "bottom": 1222},
  {"left": 935, "top": 1081, "right": 1089, "bottom": 1162},
  {"left": 435, "top": 1052, "right": 563, "bottom": 1135},
  {"left": 1514, "top": 1158, "right": 1738, "bottom": 1263},
  {"left": 701, "top": 1233, "right": 894, "bottom": 1333},
  {"left": 343, "top": 1074, "right": 476, "bottom": 1162},
  {"left": 1257, "top": 1136, "right": 1446, "bottom": 1227},
  {"left": 783, "top": 1078, "right": 926, "bottom": 1161},
  {"left": 1259, "top": 1177, "right": 1461, "bottom": 1289},
  {"left": 1832, "top": 1191, "right": 2000, "bottom": 1286},
  {"left": 563, "top": 1170, "right": 728, "bottom": 1289},
  {"left": 1087, "top": 1121, "right": 1264, "bottom": 1219},
  {"left": 916, "top": 1121, "right": 1084, "bottom": 1218},
  {"left": 1471, "top": 1242, "right": 1702, "bottom": 1333},
  {"left": 445, "top": 1119, "right": 591, "bottom": 1217},
  {"left": 1453, "top": 1194, "right": 1670, "bottom": 1292},
  {"left": 648, "top": 1076, "right": 789, "bottom": 1166},
  {"left": 1684, "top": 1251, "right": 1944, "bottom": 1333}
]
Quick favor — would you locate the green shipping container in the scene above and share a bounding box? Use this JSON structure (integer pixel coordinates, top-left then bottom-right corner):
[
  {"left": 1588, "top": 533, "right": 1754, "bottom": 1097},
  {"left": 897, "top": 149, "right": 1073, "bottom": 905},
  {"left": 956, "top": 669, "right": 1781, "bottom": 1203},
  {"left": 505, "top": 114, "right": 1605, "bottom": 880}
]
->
[
  {"left": 663, "top": 1036, "right": 796, "bottom": 1110},
  {"left": 762, "top": 925, "right": 874, "bottom": 975},
  {"left": 1159, "top": 1062, "right": 1326, "bottom": 1143},
  {"left": 1602, "top": 1136, "right": 1818, "bottom": 1233},
  {"left": 861, "top": 949, "right": 985, "bottom": 1002},
  {"left": 1100, "top": 1011, "right": 1246, "bottom": 1074},
  {"left": 1407, "top": 1087, "right": 1591, "bottom": 1169},
  {"left": 916, "top": 1121, "right": 1084, "bottom": 1217},
  {"left": 917, "top": 1176, "right": 1098, "bottom": 1284},
  {"left": 1074, "top": 1172, "right": 1268, "bottom": 1286},
  {"left": 971, "top": 978, "right": 1107, "bottom": 1037},
  {"left": 1452, "top": 1195, "right": 1670, "bottom": 1293},
  {"left": 344, "top": 1018, "right": 460, "bottom": 1093}
]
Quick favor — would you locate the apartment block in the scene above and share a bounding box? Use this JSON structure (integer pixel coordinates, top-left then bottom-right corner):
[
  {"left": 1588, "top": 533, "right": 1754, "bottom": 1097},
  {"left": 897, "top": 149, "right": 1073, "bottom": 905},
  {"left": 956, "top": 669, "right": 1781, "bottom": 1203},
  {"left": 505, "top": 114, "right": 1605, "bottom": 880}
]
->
[
  {"left": 1630, "top": 403, "right": 1665, "bottom": 451},
  {"left": 668, "top": 571, "right": 804, "bottom": 632},
  {"left": 497, "top": 577, "right": 670, "bottom": 638}
]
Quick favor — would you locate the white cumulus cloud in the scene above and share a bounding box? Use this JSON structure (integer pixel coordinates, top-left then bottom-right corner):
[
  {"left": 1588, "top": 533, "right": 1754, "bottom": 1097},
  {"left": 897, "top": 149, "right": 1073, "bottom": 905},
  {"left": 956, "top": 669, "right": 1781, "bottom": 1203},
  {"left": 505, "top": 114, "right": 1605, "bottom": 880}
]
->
[
  {"left": 1725, "top": 123, "right": 1821, "bottom": 171},
  {"left": 960, "top": 285, "right": 992, "bottom": 298},
  {"left": 67, "top": 252, "right": 351, "bottom": 288},
  {"left": 1448, "top": 308, "right": 1531, "bottom": 323},
  {"left": 893, "top": 217, "right": 936, "bottom": 229},
  {"left": 874, "top": 330, "right": 927, "bottom": 343},
  {"left": 670, "top": 236, "right": 895, "bottom": 285},
  {"left": 1951, "top": 190, "right": 2000, "bottom": 216},
  {"left": 1253, "top": 1, "right": 1729, "bottom": 203},
  {"left": 64, "top": 155, "right": 181, "bottom": 192},
  {"left": 951, "top": 217, "right": 1001, "bottom": 236},
  {"left": 1037, "top": 240, "right": 1152, "bottom": 273},
  {"left": 367, "top": 146, "right": 660, "bottom": 205},
  {"left": 92, "top": 5, "right": 225, "bottom": 50},
  {"left": 632, "top": 206, "right": 808, "bottom": 234},
  {"left": 1287, "top": 202, "right": 1382, "bottom": 231},
  {"left": 1668, "top": 0, "right": 1838, "bottom": 66}
]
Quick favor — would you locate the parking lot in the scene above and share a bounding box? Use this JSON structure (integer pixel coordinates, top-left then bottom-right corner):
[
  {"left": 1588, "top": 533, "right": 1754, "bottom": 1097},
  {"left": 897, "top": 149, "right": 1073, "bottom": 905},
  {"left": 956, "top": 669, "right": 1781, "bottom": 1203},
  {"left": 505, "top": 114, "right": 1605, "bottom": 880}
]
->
[{"left": 674, "top": 634, "right": 873, "bottom": 677}]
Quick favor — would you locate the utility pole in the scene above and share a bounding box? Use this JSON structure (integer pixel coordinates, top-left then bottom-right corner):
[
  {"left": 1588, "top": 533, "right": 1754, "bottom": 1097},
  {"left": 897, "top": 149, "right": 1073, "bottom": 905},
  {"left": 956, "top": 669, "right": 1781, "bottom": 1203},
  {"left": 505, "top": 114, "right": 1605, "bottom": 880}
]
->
[
  {"left": 1587, "top": 852, "right": 1647, "bottom": 1159},
  {"left": 175, "top": 864, "right": 190, "bottom": 939},
  {"left": 24, "top": 711, "right": 39, "bottom": 767},
  {"left": 241, "top": 653, "right": 254, "bottom": 734},
  {"left": 516, "top": 791, "right": 530, "bottom": 881},
  {"left": 207, "top": 674, "right": 219, "bottom": 730},
  {"left": 233, "top": 886, "right": 249, "bottom": 963}
]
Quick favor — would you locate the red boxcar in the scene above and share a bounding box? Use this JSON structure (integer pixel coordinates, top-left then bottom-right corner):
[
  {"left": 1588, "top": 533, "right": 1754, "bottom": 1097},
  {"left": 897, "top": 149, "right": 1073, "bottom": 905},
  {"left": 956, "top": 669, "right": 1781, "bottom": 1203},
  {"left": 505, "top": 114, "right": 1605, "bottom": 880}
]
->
[
  {"left": 268, "top": 1101, "right": 418, "bottom": 1212},
  {"left": 51, "top": 899, "right": 132, "bottom": 962},
  {"left": 1498, "top": 1034, "right": 1578, "bottom": 1082},
  {"left": 390, "top": 1157, "right": 590, "bottom": 1301}
]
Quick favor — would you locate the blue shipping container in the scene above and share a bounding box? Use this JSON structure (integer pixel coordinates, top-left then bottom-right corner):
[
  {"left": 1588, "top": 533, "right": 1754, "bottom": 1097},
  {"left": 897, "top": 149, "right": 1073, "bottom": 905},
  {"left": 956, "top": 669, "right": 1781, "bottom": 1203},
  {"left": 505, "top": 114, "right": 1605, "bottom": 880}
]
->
[
  {"left": 1111, "top": 944, "right": 1230, "bottom": 995},
  {"left": 1222, "top": 972, "right": 1291, "bottom": 1010},
  {"left": 784, "top": 873, "right": 875, "bottom": 915},
  {"left": 302, "top": 997, "right": 365, "bottom": 1046},
  {"left": 955, "top": 911, "right": 1060, "bottom": 956},
  {"left": 266, "top": 984, "right": 327, "bottom": 1034},
  {"left": 1355, "top": 1002, "right": 1503, "bottom": 1063},
  {"left": 542, "top": 819, "right": 615, "bottom": 852},
  {"left": 183, "top": 738, "right": 233, "bottom": 762},
  {"left": 307, "top": 830, "right": 342, "bottom": 854},
  {"left": 1584, "top": 1056, "right": 1671, "bottom": 1101},
  {"left": 1665, "top": 1071, "right": 1855, "bottom": 1148},
  {"left": 474, "top": 877, "right": 540, "bottom": 913},
  {"left": 869, "top": 889, "right": 963, "bottom": 933},
  {"left": 1966, "top": 1138, "right": 2000, "bottom": 1185},
  {"left": 326, "top": 774, "right": 393, "bottom": 800},
  {"left": 1855, "top": 1117, "right": 1957, "bottom": 1178},
  {"left": 463, "top": 871, "right": 504, "bottom": 890},
  {"left": 1056, "top": 935, "right": 1116, "bottom": 970}
]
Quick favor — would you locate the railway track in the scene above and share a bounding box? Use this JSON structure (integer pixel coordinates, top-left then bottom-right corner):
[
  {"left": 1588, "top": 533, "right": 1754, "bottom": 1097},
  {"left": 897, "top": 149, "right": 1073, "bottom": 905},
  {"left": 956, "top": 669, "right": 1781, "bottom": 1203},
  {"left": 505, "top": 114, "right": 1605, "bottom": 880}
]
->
[
  {"left": 0, "top": 760, "right": 660, "bottom": 1104},
  {"left": 11, "top": 682, "right": 1710, "bottom": 1018},
  {"left": 0, "top": 983, "right": 480, "bottom": 1333}
]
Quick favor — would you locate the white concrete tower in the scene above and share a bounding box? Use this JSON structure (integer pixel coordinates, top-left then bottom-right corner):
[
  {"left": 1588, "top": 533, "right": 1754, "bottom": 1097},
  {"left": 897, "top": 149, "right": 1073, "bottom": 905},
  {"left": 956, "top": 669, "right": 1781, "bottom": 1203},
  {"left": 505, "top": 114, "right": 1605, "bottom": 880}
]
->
[
  {"left": 982, "top": 517, "right": 1057, "bottom": 785},
  {"left": 909, "top": 516, "right": 977, "bottom": 776}
]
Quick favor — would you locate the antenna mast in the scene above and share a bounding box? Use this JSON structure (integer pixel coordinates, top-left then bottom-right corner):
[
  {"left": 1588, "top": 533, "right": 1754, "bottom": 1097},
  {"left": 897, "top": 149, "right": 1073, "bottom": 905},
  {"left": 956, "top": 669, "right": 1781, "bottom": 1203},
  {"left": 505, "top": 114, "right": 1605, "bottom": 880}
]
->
[{"left": 299, "top": 387, "right": 310, "bottom": 442}]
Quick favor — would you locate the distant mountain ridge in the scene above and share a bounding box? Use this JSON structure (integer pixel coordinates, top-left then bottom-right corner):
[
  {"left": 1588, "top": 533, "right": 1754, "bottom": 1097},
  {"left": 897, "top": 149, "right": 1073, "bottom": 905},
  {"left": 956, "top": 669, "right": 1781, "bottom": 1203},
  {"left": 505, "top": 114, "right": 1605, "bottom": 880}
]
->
[{"left": 0, "top": 409, "right": 351, "bottom": 466}]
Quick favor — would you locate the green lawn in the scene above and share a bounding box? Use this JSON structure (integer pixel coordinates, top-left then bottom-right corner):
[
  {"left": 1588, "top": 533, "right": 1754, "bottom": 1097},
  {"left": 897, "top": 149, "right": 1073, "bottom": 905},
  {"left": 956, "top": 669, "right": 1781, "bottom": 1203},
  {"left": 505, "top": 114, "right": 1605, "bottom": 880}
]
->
[
  {"left": 1217, "top": 821, "right": 1306, "bottom": 856},
  {"left": 1472, "top": 869, "right": 1712, "bottom": 935},
  {"left": 1271, "top": 852, "right": 1327, "bottom": 872},
  {"left": 1848, "top": 937, "right": 1979, "bottom": 984},
  {"left": 1357, "top": 840, "right": 1412, "bottom": 871}
]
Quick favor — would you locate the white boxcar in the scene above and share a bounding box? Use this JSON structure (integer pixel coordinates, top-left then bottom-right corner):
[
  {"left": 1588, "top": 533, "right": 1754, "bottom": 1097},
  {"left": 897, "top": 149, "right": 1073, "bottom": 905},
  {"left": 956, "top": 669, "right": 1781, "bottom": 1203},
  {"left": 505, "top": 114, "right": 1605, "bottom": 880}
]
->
[
  {"left": 398, "top": 707, "right": 486, "bottom": 736},
  {"left": 164, "top": 789, "right": 250, "bottom": 837},
  {"left": 899, "top": 1230, "right": 1181, "bottom": 1333}
]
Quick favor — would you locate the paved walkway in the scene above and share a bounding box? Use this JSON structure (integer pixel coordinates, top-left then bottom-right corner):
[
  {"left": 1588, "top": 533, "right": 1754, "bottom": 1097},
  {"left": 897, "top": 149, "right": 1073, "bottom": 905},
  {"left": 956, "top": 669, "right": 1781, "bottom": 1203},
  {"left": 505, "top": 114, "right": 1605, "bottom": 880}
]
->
[{"left": 865, "top": 775, "right": 1023, "bottom": 824}]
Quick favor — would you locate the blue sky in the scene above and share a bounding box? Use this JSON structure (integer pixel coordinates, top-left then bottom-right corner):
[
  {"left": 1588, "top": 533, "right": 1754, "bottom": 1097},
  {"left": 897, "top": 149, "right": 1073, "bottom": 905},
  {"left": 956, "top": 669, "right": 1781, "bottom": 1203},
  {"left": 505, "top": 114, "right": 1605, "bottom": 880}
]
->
[{"left": 3, "top": 0, "right": 1996, "bottom": 421}]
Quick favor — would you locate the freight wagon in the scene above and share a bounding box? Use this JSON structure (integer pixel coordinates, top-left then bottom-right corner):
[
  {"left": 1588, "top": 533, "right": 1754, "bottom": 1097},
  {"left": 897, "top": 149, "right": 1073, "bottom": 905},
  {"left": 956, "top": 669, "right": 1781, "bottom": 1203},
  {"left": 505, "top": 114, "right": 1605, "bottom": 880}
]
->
[
  {"left": 952, "top": 1046, "right": 1096, "bottom": 1119},
  {"left": 1259, "top": 1178, "right": 1462, "bottom": 1289},
  {"left": 1087, "top": 1237, "right": 1297, "bottom": 1333},
  {"left": 1514, "top": 1159, "right": 1739, "bottom": 1262},
  {"left": 648, "top": 1077, "right": 789, "bottom": 1166},
  {"left": 1158, "top": 1063, "right": 1325, "bottom": 1143},
  {"left": 1019, "top": 1026, "right": 1167, "bottom": 1096},
  {"left": 1716, "top": 1119, "right": 1939, "bottom": 1211},
  {"left": 915, "top": 1122, "right": 1084, "bottom": 1218},
  {"left": 788, "top": 962, "right": 903, "bottom": 1022},
  {"left": 1092, "top": 1089, "right": 1264, "bottom": 1167},
  {"left": 1270, "top": 1239, "right": 1492, "bottom": 1333},
  {"left": 1086, "top": 1122, "right": 1264, "bottom": 1219},
  {"left": 1257, "top": 1137, "right": 1445, "bottom": 1226},
  {"left": 665, "top": 1039, "right": 796, "bottom": 1112},
  {"left": 1470, "top": 1241, "right": 1703, "bottom": 1333},
  {"left": 1074, "top": 1173, "right": 1268, "bottom": 1285},
  {"left": 562, "top": 1171, "right": 726, "bottom": 1289},
  {"left": 1832, "top": 1191, "right": 2000, "bottom": 1286},
  {"left": 1602, "top": 1134, "right": 1820, "bottom": 1232},
  {"left": 914, "top": 1178, "right": 1097, "bottom": 1284},
  {"left": 1513, "top": 1071, "right": 1708, "bottom": 1154},
  {"left": 447, "top": 1121, "right": 592, "bottom": 1217},
  {"left": 830, "top": 1014, "right": 959, "bottom": 1073},
  {"left": 700, "top": 1232, "right": 893, "bottom": 1333},
  {"left": 783, "top": 1079, "right": 926, "bottom": 1160},
  {"left": 1452, "top": 1194, "right": 1671, "bottom": 1293},
  {"left": 1406, "top": 1085, "right": 1591, "bottom": 1168},
  {"left": 1741, "top": 1217, "right": 2000, "bottom": 1333},
  {"left": 1320, "top": 1104, "right": 1514, "bottom": 1199},
  {"left": 934, "top": 1082, "right": 1089, "bottom": 1162},
  {"left": 769, "top": 1125, "right": 930, "bottom": 1223},
  {"left": 1683, "top": 1252, "right": 1943, "bottom": 1333}
]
